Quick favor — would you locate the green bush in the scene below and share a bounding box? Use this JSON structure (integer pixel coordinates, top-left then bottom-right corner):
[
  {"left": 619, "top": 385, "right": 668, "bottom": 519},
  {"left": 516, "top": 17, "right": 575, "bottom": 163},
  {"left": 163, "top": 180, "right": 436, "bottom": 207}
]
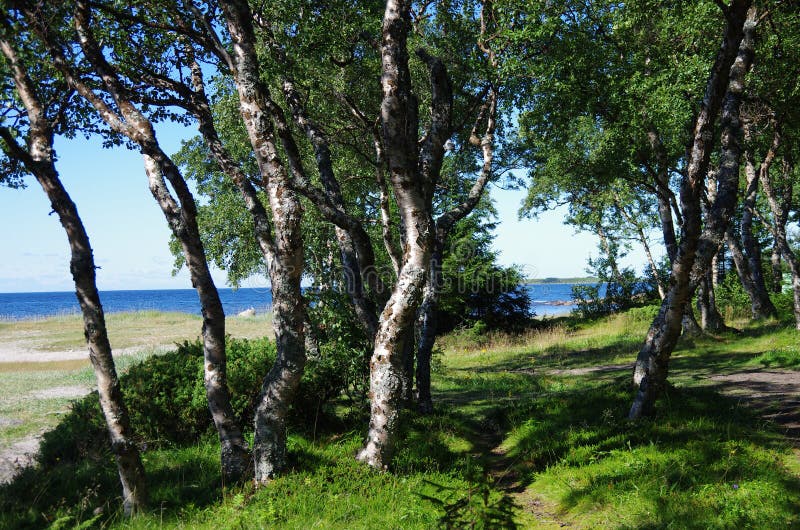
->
[
  {"left": 188, "top": 337, "right": 277, "bottom": 429},
  {"left": 38, "top": 336, "right": 358, "bottom": 465},
  {"left": 38, "top": 394, "right": 107, "bottom": 467},
  {"left": 714, "top": 273, "right": 752, "bottom": 320},
  {"left": 623, "top": 303, "right": 661, "bottom": 323},
  {"left": 127, "top": 341, "right": 210, "bottom": 445},
  {"left": 772, "top": 290, "right": 796, "bottom": 322}
]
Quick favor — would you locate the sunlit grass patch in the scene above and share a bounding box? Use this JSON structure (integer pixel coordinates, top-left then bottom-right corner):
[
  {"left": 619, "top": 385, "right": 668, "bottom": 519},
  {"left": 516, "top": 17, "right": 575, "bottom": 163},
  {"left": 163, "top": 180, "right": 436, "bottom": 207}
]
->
[
  {"left": 0, "top": 310, "right": 273, "bottom": 353},
  {"left": 750, "top": 345, "right": 800, "bottom": 369},
  {"left": 499, "top": 378, "right": 799, "bottom": 529},
  {"left": 1, "top": 308, "right": 798, "bottom": 528}
]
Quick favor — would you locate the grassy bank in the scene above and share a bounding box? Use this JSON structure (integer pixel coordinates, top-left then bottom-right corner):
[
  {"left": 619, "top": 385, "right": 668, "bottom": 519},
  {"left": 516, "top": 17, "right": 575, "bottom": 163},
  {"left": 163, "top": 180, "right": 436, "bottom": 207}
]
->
[
  {"left": 0, "top": 310, "right": 272, "bottom": 353},
  {"left": 1, "top": 308, "right": 798, "bottom": 528},
  {"left": 0, "top": 311, "right": 272, "bottom": 449}
]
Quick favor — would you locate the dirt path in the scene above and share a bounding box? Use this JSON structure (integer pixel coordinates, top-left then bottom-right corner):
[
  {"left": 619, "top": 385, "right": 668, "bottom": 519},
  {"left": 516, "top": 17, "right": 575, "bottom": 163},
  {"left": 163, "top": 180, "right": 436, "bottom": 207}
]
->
[
  {"left": 0, "top": 384, "right": 93, "bottom": 484},
  {"left": 548, "top": 362, "right": 800, "bottom": 446},
  {"left": 0, "top": 435, "right": 41, "bottom": 484},
  {"left": 708, "top": 369, "right": 800, "bottom": 444},
  {"left": 0, "top": 342, "right": 168, "bottom": 363},
  {"left": 464, "top": 411, "right": 570, "bottom": 528}
]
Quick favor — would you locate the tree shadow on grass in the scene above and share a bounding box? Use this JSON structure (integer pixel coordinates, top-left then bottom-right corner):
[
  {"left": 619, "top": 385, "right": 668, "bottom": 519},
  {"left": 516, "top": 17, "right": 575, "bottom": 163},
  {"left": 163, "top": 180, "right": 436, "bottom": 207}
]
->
[
  {"left": 0, "top": 438, "right": 228, "bottom": 529},
  {"left": 498, "top": 378, "right": 800, "bottom": 528},
  {"left": 522, "top": 337, "right": 640, "bottom": 371}
]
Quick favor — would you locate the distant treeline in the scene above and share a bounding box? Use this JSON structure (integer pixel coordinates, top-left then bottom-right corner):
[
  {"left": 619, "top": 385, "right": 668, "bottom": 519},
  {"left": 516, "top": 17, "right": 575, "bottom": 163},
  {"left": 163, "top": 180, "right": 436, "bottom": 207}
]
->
[{"left": 524, "top": 277, "right": 600, "bottom": 285}]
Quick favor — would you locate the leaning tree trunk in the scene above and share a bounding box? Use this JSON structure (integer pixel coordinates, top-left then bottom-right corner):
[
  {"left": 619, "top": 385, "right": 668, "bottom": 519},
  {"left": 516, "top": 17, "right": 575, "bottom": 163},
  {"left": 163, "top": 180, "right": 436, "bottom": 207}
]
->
[
  {"left": 630, "top": 1, "right": 752, "bottom": 419},
  {"left": 141, "top": 149, "right": 250, "bottom": 483},
  {"left": 218, "top": 0, "right": 307, "bottom": 482},
  {"left": 693, "top": 177, "right": 729, "bottom": 333},
  {"left": 697, "top": 268, "right": 726, "bottom": 331},
  {"left": 740, "top": 150, "right": 778, "bottom": 318},
  {"left": 648, "top": 133, "right": 701, "bottom": 331},
  {"left": 0, "top": 34, "right": 147, "bottom": 514},
  {"left": 761, "top": 156, "right": 800, "bottom": 329},
  {"left": 414, "top": 80, "right": 496, "bottom": 414},
  {"left": 0, "top": 137, "right": 147, "bottom": 514},
  {"left": 415, "top": 243, "right": 444, "bottom": 414},
  {"left": 725, "top": 226, "right": 774, "bottom": 319},
  {"left": 41, "top": 173, "right": 148, "bottom": 514},
  {"left": 31, "top": 1, "right": 250, "bottom": 483}
]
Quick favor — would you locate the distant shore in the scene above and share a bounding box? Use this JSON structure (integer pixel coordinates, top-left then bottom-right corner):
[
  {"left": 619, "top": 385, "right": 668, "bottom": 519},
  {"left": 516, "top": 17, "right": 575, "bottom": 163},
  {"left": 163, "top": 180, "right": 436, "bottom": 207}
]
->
[{"left": 523, "top": 277, "right": 600, "bottom": 285}]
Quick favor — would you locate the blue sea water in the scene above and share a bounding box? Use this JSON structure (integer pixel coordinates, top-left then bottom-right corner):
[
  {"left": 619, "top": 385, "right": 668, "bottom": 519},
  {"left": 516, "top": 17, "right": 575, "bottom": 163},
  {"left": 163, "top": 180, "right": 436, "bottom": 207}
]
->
[
  {"left": 0, "top": 288, "right": 274, "bottom": 321},
  {"left": 0, "top": 284, "right": 593, "bottom": 321}
]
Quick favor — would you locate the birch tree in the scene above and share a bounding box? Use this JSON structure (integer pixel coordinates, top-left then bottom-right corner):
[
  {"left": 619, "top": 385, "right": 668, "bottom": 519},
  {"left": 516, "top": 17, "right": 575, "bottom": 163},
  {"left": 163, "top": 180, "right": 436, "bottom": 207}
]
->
[
  {"left": 16, "top": 0, "right": 250, "bottom": 482},
  {"left": 630, "top": 1, "right": 754, "bottom": 418},
  {"left": 0, "top": 15, "right": 146, "bottom": 514}
]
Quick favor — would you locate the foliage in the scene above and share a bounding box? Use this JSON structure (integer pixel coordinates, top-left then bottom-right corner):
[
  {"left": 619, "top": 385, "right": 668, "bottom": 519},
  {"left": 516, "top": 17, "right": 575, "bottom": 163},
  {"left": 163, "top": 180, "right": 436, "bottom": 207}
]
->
[
  {"left": 420, "top": 461, "right": 518, "bottom": 529},
  {"left": 572, "top": 267, "right": 654, "bottom": 319},
  {"left": 3, "top": 310, "right": 799, "bottom": 528},
  {"left": 37, "top": 335, "right": 365, "bottom": 465},
  {"left": 438, "top": 210, "right": 532, "bottom": 333},
  {"left": 715, "top": 272, "right": 753, "bottom": 321}
]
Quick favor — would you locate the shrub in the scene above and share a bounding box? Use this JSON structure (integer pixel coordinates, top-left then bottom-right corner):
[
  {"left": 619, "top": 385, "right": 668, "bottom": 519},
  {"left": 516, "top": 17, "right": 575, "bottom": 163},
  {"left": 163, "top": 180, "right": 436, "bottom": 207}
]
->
[
  {"left": 127, "top": 341, "right": 210, "bottom": 445},
  {"left": 38, "top": 394, "right": 107, "bottom": 467},
  {"left": 772, "top": 290, "right": 796, "bottom": 323},
  {"left": 714, "top": 273, "right": 752, "bottom": 320},
  {"left": 572, "top": 268, "right": 655, "bottom": 320},
  {"left": 39, "top": 336, "right": 357, "bottom": 465},
  {"left": 624, "top": 303, "right": 661, "bottom": 323},
  {"left": 191, "top": 337, "right": 277, "bottom": 429}
]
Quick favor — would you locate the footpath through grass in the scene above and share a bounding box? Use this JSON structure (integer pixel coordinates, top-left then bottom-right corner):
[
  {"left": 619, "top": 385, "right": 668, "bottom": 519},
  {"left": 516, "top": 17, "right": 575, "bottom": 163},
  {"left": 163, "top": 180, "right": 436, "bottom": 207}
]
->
[{"left": 1, "top": 306, "right": 799, "bottom": 528}]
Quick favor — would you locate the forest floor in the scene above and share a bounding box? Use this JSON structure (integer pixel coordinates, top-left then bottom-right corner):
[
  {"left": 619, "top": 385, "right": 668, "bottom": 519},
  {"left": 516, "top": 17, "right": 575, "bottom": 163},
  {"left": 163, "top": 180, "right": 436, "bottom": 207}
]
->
[{"left": 0, "top": 306, "right": 798, "bottom": 528}]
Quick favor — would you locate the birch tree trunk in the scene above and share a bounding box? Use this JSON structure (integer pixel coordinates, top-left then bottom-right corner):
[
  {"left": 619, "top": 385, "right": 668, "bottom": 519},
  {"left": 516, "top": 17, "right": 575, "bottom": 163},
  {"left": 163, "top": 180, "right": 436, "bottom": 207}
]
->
[
  {"left": 217, "top": 0, "right": 307, "bottom": 482},
  {"left": 740, "top": 148, "right": 778, "bottom": 318},
  {"left": 697, "top": 268, "right": 726, "bottom": 331},
  {"left": 694, "top": 178, "right": 727, "bottom": 332},
  {"left": 629, "top": 0, "right": 752, "bottom": 419},
  {"left": 356, "top": 0, "right": 447, "bottom": 469},
  {"left": 415, "top": 81, "right": 496, "bottom": 414},
  {"left": 27, "top": 2, "right": 250, "bottom": 482},
  {"left": 725, "top": 226, "right": 774, "bottom": 319},
  {"left": 415, "top": 243, "right": 443, "bottom": 414},
  {"left": 0, "top": 36, "right": 146, "bottom": 514},
  {"left": 760, "top": 155, "right": 800, "bottom": 329},
  {"left": 646, "top": 134, "right": 699, "bottom": 329},
  {"left": 40, "top": 170, "right": 149, "bottom": 514}
]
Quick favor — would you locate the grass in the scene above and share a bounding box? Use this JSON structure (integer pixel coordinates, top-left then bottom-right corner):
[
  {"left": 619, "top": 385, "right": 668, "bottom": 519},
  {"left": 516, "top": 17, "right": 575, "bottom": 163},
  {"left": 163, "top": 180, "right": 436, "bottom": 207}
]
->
[
  {"left": 749, "top": 345, "right": 800, "bottom": 369},
  {"left": 0, "top": 310, "right": 272, "bottom": 352},
  {"left": 0, "top": 311, "right": 272, "bottom": 451},
  {"left": 1, "top": 305, "right": 798, "bottom": 528},
  {"left": 0, "top": 350, "right": 159, "bottom": 446}
]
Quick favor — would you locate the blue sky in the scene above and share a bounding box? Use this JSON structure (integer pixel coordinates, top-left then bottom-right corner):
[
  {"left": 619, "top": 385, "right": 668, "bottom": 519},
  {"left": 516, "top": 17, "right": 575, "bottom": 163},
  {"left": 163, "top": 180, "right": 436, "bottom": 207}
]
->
[{"left": 0, "top": 122, "right": 657, "bottom": 293}]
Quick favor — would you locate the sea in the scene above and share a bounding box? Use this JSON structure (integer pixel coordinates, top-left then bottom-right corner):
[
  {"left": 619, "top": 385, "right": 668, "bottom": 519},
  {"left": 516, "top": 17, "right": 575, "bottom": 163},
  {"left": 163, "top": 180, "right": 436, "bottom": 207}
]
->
[{"left": 0, "top": 284, "right": 592, "bottom": 321}]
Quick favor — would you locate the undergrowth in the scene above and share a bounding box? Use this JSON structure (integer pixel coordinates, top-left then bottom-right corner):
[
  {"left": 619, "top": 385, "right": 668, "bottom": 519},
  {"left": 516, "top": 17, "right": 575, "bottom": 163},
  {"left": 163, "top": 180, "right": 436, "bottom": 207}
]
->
[{"left": 1, "top": 310, "right": 798, "bottom": 529}]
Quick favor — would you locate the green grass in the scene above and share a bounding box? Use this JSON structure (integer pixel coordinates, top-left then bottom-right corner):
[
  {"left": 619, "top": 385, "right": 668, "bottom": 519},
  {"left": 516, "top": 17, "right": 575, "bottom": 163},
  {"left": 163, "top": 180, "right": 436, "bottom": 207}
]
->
[
  {"left": 1, "top": 307, "right": 798, "bottom": 528},
  {"left": 0, "top": 310, "right": 272, "bottom": 352},
  {"left": 0, "top": 351, "right": 159, "bottom": 446},
  {"left": 749, "top": 345, "right": 800, "bottom": 369},
  {"left": 0, "top": 311, "right": 273, "bottom": 452}
]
